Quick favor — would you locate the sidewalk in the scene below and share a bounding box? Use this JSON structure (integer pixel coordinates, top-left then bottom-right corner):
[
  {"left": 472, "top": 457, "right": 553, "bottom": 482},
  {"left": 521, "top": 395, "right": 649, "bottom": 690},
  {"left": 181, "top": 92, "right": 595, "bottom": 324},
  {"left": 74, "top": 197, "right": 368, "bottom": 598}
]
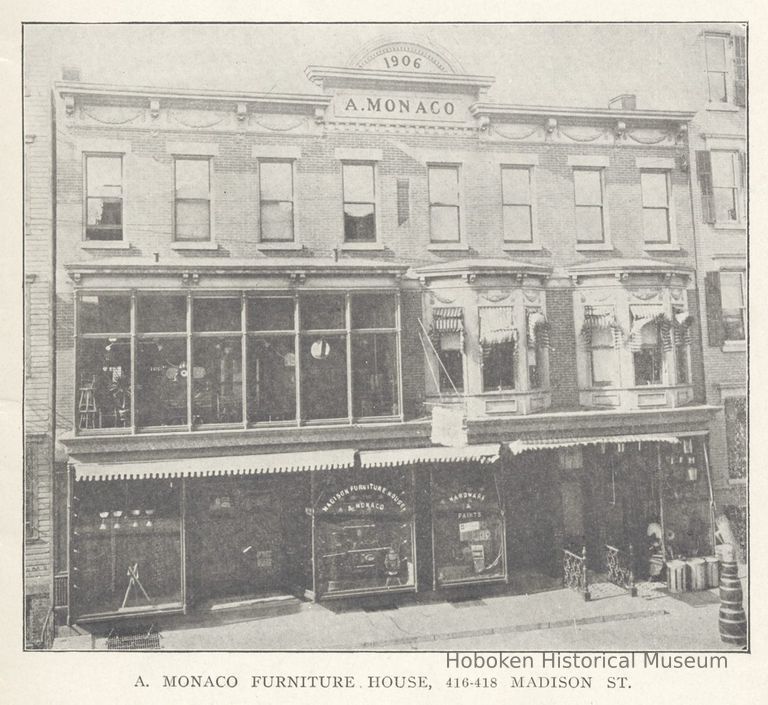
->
[{"left": 55, "top": 575, "right": 748, "bottom": 651}]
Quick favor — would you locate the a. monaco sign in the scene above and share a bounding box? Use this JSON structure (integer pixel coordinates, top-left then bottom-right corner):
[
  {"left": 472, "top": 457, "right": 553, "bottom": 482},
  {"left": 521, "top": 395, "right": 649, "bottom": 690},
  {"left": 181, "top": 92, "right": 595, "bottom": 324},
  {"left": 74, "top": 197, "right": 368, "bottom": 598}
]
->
[{"left": 333, "top": 93, "right": 466, "bottom": 123}]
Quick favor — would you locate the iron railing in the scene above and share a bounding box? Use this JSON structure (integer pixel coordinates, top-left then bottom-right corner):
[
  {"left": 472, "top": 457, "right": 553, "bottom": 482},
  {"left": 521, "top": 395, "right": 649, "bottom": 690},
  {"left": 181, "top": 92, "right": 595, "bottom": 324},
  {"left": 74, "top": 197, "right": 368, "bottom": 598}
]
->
[
  {"left": 562, "top": 545, "right": 591, "bottom": 601},
  {"left": 603, "top": 544, "right": 637, "bottom": 597}
]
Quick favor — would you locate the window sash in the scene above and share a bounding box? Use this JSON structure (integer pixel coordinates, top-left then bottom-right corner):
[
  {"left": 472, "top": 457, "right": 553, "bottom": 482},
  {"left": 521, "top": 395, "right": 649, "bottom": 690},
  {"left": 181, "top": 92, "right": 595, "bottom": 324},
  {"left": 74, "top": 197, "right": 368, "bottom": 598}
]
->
[{"left": 76, "top": 291, "right": 402, "bottom": 432}]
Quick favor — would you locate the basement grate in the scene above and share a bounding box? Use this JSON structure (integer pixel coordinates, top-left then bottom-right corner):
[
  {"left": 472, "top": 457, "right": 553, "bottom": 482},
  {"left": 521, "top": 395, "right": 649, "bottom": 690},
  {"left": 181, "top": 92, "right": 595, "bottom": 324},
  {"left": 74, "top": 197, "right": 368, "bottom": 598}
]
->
[{"left": 106, "top": 624, "right": 162, "bottom": 650}]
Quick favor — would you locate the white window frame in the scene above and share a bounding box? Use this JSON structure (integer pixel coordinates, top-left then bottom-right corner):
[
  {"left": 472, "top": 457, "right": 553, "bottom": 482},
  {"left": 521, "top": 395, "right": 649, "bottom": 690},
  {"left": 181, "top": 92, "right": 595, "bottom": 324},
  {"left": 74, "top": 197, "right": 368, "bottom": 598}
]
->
[
  {"left": 83, "top": 152, "right": 124, "bottom": 243},
  {"left": 427, "top": 164, "right": 462, "bottom": 244},
  {"left": 500, "top": 165, "right": 536, "bottom": 247},
  {"left": 711, "top": 150, "right": 744, "bottom": 226},
  {"left": 173, "top": 155, "right": 213, "bottom": 244},
  {"left": 341, "top": 161, "right": 379, "bottom": 245},
  {"left": 258, "top": 159, "right": 296, "bottom": 244},
  {"left": 572, "top": 167, "right": 609, "bottom": 249},
  {"left": 640, "top": 169, "right": 675, "bottom": 247},
  {"left": 720, "top": 270, "right": 747, "bottom": 348}
]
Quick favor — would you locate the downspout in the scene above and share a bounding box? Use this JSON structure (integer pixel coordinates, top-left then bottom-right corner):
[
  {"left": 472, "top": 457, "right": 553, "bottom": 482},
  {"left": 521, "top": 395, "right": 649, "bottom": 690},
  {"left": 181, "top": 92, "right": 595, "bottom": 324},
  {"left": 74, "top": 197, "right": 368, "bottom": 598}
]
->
[{"left": 702, "top": 438, "right": 717, "bottom": 552}]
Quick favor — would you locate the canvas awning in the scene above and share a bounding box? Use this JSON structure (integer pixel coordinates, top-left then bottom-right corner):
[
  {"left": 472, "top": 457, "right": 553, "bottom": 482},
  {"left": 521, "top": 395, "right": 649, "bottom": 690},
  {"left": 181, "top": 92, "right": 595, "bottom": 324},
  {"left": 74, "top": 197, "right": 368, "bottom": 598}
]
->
[
  {"left": 360, "top": 444, "right": 500, "bottom": 468},
  {"left": 581, "top": 305, "right": 623, "bottom": 348},
  {"left": 431, "top": 307, "right": 464, "bottom": 334},
  {"left": 479, "top": 306, "right": 517, "bottom": 346},
  {"left": 507, "top": 433, "right": 680, "bottom": 455},
  {"left": 526, "top": 310, "right": 550, "bottom": 349},
  {"left": 627, "top": 304, "right": 666, "bottom": 350},
  {"left": 72, "top": 448, "right": 357, "bottom": 481}
]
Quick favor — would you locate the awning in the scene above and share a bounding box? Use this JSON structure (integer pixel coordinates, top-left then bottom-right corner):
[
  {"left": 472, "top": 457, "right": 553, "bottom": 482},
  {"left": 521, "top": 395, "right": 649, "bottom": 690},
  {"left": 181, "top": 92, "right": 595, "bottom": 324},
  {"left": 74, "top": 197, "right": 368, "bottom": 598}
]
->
[
  {"left": 360, "top": 444, "right": 500, "bottom": 468},
  {"left": 72, "top": 448, "right": 356, "bottom": 481},
  {"left": 508, "top": 434, "right": 680, "bottom": 455},
  {"left": 479, "top": 306, "right": 517, "bottom": 346},
  {"left": 627, "top": 304, "right": 666, "bottom": 351},
  {"left": 674, "top": 311, "right": 694, "bottom": 345},
  {"left": 431, "top": 307, "right": 464, "bottom": 334},
  {"left": 581, "top": 305, "right": 623, "bottom": 348}
]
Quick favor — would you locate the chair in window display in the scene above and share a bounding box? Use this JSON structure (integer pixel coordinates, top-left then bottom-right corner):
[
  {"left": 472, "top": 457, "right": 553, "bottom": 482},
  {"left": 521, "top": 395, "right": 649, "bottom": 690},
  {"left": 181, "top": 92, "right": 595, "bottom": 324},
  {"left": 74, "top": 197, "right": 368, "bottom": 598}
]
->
[{"left": 78, "top": 375, "right": 98, "bottom": 429}]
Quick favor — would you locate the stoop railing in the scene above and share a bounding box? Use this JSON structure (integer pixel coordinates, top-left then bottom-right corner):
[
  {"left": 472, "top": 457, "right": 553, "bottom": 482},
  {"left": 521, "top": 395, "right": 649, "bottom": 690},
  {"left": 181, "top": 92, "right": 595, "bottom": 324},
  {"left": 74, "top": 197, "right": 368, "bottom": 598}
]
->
[
  {"left": 562, "top": 545, "right": 591, "bottom": 601},
  {"left": 603, "top": 544, "right": 638, "bottom": 597}
]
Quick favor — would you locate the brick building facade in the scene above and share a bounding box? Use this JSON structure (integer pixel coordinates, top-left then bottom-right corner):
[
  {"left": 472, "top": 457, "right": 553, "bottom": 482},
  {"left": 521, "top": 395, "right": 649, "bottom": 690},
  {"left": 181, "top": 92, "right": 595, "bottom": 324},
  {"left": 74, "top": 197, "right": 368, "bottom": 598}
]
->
[{"left": 23, "top": 28, "right": 746, "bottom": 642}]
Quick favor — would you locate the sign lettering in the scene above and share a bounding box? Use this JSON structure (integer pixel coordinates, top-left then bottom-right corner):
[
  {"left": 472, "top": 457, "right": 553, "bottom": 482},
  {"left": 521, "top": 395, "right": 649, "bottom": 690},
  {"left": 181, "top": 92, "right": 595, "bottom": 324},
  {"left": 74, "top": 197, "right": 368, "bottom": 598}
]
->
[{"left": 334, "top": 94, "right": 464, "bottom": 123}]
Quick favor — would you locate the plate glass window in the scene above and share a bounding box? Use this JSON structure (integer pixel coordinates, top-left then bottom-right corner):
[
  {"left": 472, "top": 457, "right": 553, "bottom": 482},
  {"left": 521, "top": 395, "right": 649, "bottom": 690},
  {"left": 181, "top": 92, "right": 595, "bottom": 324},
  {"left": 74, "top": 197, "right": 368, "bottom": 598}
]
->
[
  {"left": 573, "top": 169, "right": 605, "bottom": 243},
  {"left": 590, "top": 328, "right": 619, "bottom": 387},
  {"left": 720, "top": 271, "right": 746, "bottom": 341},
  {"left": 343, "top": 163, "right": 376, "bottom": 242},
  {"left": 502, "top": 167, "right": 532, "bottom": 243},
  {"left": 174, "top": 158, "right": 211, "bottom": 241},
  {"left": 633, "top": 323, "right": 662, "bottom": 386},
  {"left": 641, "top": 171, "right": 671, "bottom": 243},
  {"left": 260, "top": 161, "right": 294, "bottom": 242},
  {"left": 85, "top": 155, "right": 123, "bottom": 241},
  {"left": 705, "top": 34, "right": 728, "bottom": 103},
  {"left": 429, "top": 166, "right": 460, "bottom": 242}
]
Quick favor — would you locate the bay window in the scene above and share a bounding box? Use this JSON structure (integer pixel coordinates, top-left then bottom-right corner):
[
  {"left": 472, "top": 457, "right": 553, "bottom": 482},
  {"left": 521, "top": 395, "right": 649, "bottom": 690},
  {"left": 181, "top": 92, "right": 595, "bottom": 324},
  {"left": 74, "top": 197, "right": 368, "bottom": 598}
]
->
[
  {"left": 430, "top": 307, "right": 464, "bottom": 393},
  {"left": 479, "top": 306, "right": 516, "bottom": 391},
  {"left": 628, "top": 306, "right": 665, "bottom": 386},
  {"left": 526, "top": 309, "right": 550, "bottom": 390},
  {"left": 581, "top": 306, "right": 621, "bottom": 387},
  {"left": 75, "top": 290, "right": 401, "bottom": 433}
]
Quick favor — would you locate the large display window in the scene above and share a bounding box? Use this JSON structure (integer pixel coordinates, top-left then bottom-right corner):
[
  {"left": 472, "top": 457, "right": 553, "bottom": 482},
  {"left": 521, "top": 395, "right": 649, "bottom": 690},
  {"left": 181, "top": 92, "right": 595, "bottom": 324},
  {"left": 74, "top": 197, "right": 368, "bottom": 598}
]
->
[
  {"left": 70, "top": 479, "right": 184, "bottom": 620},
  {"left": 431, "top": 465, "right": 507, "bottom": 587},
  {"left": 313, "top": 468, "right": 415, "bottom": 597}
]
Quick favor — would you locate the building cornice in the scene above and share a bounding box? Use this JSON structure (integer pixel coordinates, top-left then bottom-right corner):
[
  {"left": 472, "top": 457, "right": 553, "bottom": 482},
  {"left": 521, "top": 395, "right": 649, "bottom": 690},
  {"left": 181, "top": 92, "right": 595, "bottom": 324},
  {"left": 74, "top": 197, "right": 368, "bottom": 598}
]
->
[
  {"left": 471, "top": 102, "right": 695, "bottom": 125},
  {"left": 305, "top": 66, "right": 494, "bottom": 92}
]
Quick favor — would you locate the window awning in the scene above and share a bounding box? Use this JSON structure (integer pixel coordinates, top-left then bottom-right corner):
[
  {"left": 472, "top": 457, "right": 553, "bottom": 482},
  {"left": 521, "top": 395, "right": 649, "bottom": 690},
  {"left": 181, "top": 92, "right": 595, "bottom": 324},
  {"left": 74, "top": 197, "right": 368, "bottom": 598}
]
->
[
  {"left": 581, "top": 305, "right": 623, "bottom": 348},
  {"left": 628, "top": 304, "right": 666, "bottom": 350},
  {"left": 526, "top": 310, "right": 550, "bottom": 349},
  {"left": 431, "top": 307, "right": 464, "bottom": 335},
  {"left": 360, "top": 444, "right": 500, "bottom": 468},
  {"left": 508, "top": 433, "right": 680, "bottom": 455},
  {"left": 479, "top": 306, "right": 517, "bottom": 346},
  {"left": 72, "top": 448, "right": 356, "bottom": 481}
]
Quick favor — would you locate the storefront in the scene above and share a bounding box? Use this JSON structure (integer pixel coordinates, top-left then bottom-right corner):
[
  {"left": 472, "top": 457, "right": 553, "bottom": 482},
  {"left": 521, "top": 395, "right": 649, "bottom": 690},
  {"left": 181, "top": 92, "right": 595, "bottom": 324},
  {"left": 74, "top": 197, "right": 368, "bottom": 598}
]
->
[
  {"left": 311, "top": 466, "right": 416, "bottom": 598},
  {"left": 430, "top": 464, "right": 507, "bottom": 587}
]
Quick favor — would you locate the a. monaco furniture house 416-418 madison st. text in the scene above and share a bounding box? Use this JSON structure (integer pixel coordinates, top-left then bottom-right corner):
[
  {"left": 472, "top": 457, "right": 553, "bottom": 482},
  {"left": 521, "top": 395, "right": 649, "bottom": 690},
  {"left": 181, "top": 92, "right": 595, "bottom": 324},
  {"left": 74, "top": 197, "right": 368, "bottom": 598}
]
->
[{"left": 22, "top": 27, "right": 747, "bottom": 645}]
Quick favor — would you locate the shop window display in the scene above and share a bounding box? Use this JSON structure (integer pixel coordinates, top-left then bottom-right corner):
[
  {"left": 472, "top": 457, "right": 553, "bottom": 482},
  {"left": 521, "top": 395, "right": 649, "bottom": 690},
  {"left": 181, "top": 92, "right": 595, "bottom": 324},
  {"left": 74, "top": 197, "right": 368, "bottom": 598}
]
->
[
  {"left": 300, "top": 334, "right": 348, "bottom": 420},
  {"left": 191, "top": 337, "right": 243, "bottom": 424},
  {"left": 71, "top": 480, "right": 183, "bottom": 618},
  {"left": 431, "top": 466, "right": 506, "bottom": 586},
  {"left": 314, "top": 468, "right": 415, "bottom": 596},
  {"left": 247, "top": 337, "right": 296, "bottom": 422}
]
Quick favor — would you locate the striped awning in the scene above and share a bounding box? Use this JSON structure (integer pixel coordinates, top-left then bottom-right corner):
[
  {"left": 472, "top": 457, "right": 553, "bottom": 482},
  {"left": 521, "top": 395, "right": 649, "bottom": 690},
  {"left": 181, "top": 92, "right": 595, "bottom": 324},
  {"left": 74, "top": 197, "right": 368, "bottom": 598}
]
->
[
  {"left": 360, "top": 444, "right": 500, "bottom": 468},
  {"left": 581, "top": 306, "right": 623, "bottom": 348},
  {"left": 479, "top": 306, "right": 517, "bottom": 346},
  {"left": 431, "top": 307, "right": 464, "bottom": 335},
  {"left": 72, "top": 448, "right": 356, "bottom": 481},
  {"left": 526, "top": 310, "right": 550, "bottom": 349},
  {"left": 628, "top": 304, "right": 665, "bottom": 350},
  {"left": 508, "top": 434, "right": 680, "bottom": 455}
]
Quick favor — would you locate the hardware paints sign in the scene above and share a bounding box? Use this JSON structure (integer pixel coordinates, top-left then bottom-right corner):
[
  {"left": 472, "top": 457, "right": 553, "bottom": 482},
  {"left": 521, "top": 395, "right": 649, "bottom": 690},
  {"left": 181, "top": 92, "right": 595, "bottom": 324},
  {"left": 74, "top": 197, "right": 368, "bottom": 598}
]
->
[{"left": 333, "top": 93, "right": 466, "bottom": 123}]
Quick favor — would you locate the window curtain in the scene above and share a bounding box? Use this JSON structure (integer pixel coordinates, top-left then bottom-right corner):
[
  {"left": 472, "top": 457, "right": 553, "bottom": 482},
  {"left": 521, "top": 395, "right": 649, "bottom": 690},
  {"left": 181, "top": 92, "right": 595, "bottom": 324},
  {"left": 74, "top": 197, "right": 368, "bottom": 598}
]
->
[
  {"left": 580, "top": 305, "right": 623, "bottom": 348},
  {"left": 479, "top": 306, "right": 518, "bottom": 362},
  {"left": 526, "top": 310, "right": 551, "bottom": 350}
]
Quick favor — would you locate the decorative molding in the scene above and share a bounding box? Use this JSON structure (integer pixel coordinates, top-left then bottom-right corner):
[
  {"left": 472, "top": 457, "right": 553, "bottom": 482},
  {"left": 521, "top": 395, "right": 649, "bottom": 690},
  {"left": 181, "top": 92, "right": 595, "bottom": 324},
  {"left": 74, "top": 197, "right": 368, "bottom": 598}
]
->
[
  {"left": 80, "top": 106, "right": 145, "bottom": 125},
  {"left": 627, "top": 288, "right": 662, "bottom": 302},
  {"left": 559, "top": 126, "right": 607, "bottom": 143},
  {"left": 522, "top": 289, "right": 541, "bottom": 303},
  {"left": 149, "top": 99, "right": 160, "bottom": 119},
  {"left": 64, "top": 96, "right": 75, "bottom": 116},
  {"left": 168, "top": 109, "right": 227, "bottom": 129},
  {"left": 289, "top": 272, "right": 307, "bottom": 285},
  {"left": 479, "top": 291, "right": 512, "bottom": 303},
  {"left": 491, "top": 124, "right": 541, "bottom": 141},
  {"left": 236, "top": 103, "right": 248, "bottom": 121},
  {"left": 429, "top": 291, "right": 456, "bottom": 305},
  {"left": 180, "top": 272, "right": 200, "bottom": 286}
]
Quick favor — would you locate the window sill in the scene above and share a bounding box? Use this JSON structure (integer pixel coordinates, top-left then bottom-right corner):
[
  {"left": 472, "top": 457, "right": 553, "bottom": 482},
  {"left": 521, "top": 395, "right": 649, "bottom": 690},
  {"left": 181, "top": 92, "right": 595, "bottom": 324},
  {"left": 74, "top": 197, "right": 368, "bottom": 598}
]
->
[
  {"left": 503, "top": 242, "right": 543, "bottom": 252},
  {"left": 712, "top": 222, "right": 747, "bottom": 231},
  {"left": 171, "top": 241, "right": 220, "bottom": 251},
  {"left": 644, "top": 243, "right": 681, "bottom": 252},
  {"left": 81, "top": 240, "right": 131, "bottom": 250},
  {"left": 427, "top": 243, "right": 470, "bottom": 252},
  {"left": 256, "top": 241, "right": 305, "bottom": 251},
  {"left": 576, "top": 242, "right": 614, "bottom": 252},
  {"left": 339, "top": 242, "right": 388, "bottom": 251},
  {"left": 706, "top": 102, "right": 741, "bottom": 112},
  {"left": 722, "top": 340, "right": 746, "bottom": 353}
]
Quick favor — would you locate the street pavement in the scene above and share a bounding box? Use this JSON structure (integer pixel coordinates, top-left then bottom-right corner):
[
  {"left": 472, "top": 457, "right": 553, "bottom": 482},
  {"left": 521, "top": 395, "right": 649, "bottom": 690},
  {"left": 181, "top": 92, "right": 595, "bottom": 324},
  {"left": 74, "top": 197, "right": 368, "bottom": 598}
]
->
[{"left": 56, "top": 574, "right": 748, "bottom": 651}]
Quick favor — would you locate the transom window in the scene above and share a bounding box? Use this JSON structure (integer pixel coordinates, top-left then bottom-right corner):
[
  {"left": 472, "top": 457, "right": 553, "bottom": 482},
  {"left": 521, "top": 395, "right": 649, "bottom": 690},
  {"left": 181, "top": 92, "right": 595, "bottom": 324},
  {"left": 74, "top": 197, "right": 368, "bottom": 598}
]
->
[
  {"left": 259, "top": 161, "right": 294, "bottom": 242},
  {"left": 342, "top": 163, "right": 376, "bottom": 242},
  {"left": 501, "top": 167, "right": 533, "bottom": 243},
  {"left": 174, "top": 157, "right": 211, "bottom": 241},
  {"left": 75, "top": 291, "right": 401, "bottom": 433},
  {"left": 641, "top": 171, "right": 671, "bottom": 243},
  {"left": 428, "top": 165, "right": 461, "bottom": 242},
  {"left": 85, "top": 155, "right": 123, "bottom": 241},
  {"left": 573, "top": 168, "right": 605, "bottom": 243}
]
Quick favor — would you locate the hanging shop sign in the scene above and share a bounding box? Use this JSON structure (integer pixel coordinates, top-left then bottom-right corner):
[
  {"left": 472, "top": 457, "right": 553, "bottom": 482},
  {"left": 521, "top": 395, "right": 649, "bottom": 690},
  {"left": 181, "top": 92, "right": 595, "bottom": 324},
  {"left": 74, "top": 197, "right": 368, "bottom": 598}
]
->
[{"left": 333, "top": 93, "right": 467, "bottom": 123}]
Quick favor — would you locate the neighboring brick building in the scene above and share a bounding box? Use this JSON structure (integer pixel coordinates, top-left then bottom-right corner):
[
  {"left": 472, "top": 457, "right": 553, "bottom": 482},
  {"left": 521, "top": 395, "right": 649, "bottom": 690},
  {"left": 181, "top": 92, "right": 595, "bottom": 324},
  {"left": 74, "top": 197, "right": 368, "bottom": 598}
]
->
[
  {"left": 23, "top": 30, "right": 745, "bottom": 640},
  {"left": 686, "top": 26, "right": 747, "bottom": 554}
]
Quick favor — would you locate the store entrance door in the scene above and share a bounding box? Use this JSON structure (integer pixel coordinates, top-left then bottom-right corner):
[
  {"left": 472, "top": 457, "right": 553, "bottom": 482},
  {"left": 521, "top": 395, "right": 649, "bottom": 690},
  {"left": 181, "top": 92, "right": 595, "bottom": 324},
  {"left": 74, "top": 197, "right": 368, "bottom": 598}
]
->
[{"left": 187, "top": 479, "right": 285, "bottom": 601}]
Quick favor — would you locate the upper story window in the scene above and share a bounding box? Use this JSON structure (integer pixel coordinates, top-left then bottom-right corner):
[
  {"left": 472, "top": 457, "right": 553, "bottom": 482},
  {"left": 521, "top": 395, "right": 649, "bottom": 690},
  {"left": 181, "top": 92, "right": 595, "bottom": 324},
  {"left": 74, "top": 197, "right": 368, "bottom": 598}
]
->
[
  {"left": 343, "top": 163, "right": 376, "bottom": 242},
  {"left": 174, "top": 157, "right": 211, "bottom": 241},
  {"left": 720, "top": 271, "right": 746, "bottom": 342},
  {"left": 628, "top": 306, "right": 666, "bottom": 386},
  {"left": 479, "top": 306, "right": 516, "bottom": 391},
  {"left": 429, "top": 307, "right": 464, "bottom": 393},
  {"left": 641, "top": 171, "right": 671, "bottom": 244},
  {"left": 428, "top": 165, "right": 461, "bottom": 242},
  {"left": 259, "top": 161, "right": 294, "bottom": 242},
  {"left": 501, "top": 167, "right": 533, "bottom": 243},
  {"left": 573, "top": 168, "right": 605, "bottom": 243},
  {"left": 704, "top": 33, "right": 746, "bottom": 108},
  {"left": 705, "top": 34, "right": 729, "bottom": 103},
  {"left": 85, "top": 154, "right": 123, "bottom": 241},
  {"left": 582, "top": 306, "right": 621, "bottom": 388},
  {"left": 695, "top": 149, "right": 745, "bottom": 226},
  {"left": 526, "top": 309, "right": 550, "bottom": 389},
  {"left": 75, "top": 291, "right": 401, "bottom": 434}
]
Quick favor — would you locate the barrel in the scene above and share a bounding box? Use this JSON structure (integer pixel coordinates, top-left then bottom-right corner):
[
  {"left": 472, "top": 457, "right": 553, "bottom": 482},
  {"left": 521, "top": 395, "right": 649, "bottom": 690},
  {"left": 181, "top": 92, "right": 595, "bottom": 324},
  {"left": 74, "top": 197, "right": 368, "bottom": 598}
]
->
[{"left": 718, "top": 544, "right": 747, "bottom": 647}]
